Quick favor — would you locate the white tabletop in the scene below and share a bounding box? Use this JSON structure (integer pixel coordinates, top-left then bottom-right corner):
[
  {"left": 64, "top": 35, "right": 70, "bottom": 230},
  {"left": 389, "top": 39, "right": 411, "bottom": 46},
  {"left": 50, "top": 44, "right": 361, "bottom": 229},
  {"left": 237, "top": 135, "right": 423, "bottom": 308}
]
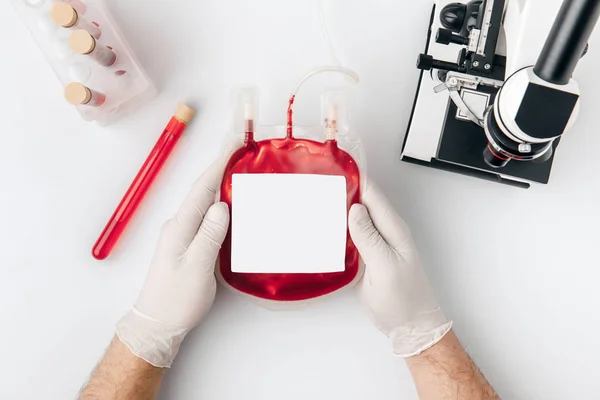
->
[{"left": 2, "top": 1, "right": 600, "bottom": 399}]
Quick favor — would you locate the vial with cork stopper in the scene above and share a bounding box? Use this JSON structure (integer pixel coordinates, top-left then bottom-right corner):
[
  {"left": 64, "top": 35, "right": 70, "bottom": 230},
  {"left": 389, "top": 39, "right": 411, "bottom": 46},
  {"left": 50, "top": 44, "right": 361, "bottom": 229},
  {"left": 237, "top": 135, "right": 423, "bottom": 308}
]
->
[
  {"left": 69, "top": 29, "right": 116, "bottom": 67},
  {"left": 51, "top": 0, "right": 87, "bottom": 15},
  {"left": 64, "top": 82, "right": 106, "bottom": 107},
  {"left": 50, "top": 2, "right": 101, "bottom": 39}
]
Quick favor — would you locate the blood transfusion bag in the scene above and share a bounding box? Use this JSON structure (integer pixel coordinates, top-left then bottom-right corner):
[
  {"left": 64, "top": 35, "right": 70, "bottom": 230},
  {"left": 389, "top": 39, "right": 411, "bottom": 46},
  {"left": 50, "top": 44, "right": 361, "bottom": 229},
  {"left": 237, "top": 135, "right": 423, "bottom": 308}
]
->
[{"left": 218, "top": 68, "right": 366, "bottom": 304}]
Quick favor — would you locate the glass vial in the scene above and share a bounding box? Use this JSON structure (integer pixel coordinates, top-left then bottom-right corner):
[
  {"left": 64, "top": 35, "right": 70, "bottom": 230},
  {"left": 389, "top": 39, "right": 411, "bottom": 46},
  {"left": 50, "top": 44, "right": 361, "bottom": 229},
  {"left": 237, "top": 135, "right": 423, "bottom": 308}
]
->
[
  {"left": 69, "top": 29, "right": 116, "bottom": 67},
  {"left": 50, "top": 2, "right": 101, "bottom": 39},
  {"left": 64, "top": 82, "right": 106, "bottom": 107}
]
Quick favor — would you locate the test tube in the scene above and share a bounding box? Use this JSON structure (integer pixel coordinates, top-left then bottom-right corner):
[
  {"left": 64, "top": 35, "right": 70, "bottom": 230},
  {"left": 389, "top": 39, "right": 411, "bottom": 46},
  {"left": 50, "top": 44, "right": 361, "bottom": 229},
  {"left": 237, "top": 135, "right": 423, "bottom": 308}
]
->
[
  {"left": 92, "top": 104, "right": 196, "bottom": 260},
  {"left": 69, "top": 29, "right": 116, "bottom": 67},
  {"left": 50, "top": 2, "right": 101, "bottom": 39},
  {"left": 64, "top": 82, "right": 106, "bottom": 107}
]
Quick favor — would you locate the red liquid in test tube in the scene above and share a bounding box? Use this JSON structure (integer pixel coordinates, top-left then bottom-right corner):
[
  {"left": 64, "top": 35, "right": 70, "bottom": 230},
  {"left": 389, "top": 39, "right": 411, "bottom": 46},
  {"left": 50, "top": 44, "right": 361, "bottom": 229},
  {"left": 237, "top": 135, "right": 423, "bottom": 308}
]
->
[{"left": 92, "top": 104, "right": 196, "bottom": 260}]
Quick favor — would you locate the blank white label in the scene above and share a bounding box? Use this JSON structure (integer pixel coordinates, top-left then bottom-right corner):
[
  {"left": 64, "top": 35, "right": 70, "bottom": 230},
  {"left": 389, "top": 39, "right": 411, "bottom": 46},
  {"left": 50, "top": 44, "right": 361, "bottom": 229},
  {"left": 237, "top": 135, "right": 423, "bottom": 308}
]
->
[{"left": 231, "top": 174, "right": 348, "bottom": 274}]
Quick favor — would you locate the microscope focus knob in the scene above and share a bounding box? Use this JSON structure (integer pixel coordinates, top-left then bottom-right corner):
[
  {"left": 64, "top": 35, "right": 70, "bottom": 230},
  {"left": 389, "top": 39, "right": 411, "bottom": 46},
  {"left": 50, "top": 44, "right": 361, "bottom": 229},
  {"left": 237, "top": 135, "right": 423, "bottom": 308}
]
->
[
  {"left": 436, "top": 28, "right": 470, "bottom": 46},
  {"left": 440, "top": 2, "right": 467, "bottom": 33},
  {"left": 416, "top": 54, "right": 434, "bottom": 70},
  {"left": 416, "top": 54, "right": 466, "bottom": 73},
  {"left": 436, "top": 28, "right": 455, "bottom": 44}
]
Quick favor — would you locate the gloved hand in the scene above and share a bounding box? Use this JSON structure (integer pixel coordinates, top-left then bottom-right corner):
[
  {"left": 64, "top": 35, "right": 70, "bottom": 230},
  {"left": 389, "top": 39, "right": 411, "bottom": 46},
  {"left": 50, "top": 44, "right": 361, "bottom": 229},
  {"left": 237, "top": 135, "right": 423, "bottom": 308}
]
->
[
  {"left": 349, "top": 182, "right": 453, "bottom": 357},
  {"left": 117, "top": 161, "right": 229, "bottom": 368}
]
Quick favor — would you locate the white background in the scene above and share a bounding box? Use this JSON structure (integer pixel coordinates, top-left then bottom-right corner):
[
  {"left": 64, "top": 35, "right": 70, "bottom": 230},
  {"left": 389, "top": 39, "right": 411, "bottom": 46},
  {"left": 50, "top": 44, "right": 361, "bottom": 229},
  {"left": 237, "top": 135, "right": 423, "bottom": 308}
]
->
[{"left": 1, "top": 0, "right": 600, "bottom": 399}]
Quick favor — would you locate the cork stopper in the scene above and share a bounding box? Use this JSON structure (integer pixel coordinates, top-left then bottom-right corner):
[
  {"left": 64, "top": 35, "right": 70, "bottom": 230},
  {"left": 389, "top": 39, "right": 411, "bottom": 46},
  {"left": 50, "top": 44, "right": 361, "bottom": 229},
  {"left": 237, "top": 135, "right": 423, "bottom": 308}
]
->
[
  {"left": 64, "top": 82, "right": 91, "bottom": 105},
  {"left": 50, "top": 2, "right": 78, "bottom": 28},
  {"left": 174, "top": 103, "right": 196, "bottom": 124},
  {"left": 69, "top": 29, "right": 95, "bottom": 55}
]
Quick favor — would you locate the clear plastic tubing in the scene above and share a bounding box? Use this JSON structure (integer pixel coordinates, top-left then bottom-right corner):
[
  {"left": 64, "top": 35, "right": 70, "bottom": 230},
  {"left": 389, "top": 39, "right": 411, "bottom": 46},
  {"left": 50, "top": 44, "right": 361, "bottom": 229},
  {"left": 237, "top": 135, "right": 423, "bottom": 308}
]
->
[
  {"left": 92, "top": 104, "right": 196, "bottom": 260},
  {"left": 64, "top": 82, "right": 105, "bottom": 107},
  {"left": 50, "top": 2, "right": 101, "bottom": 39},
  {"left": 69, "top": 29, "right": 116, "bottom": 67}
]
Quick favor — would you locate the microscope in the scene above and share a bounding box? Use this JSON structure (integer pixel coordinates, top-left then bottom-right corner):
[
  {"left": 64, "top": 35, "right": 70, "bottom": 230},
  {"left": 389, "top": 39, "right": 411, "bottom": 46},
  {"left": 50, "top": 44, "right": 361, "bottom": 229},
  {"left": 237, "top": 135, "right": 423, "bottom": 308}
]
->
[{"left": 402, "top": 0, "right": 600, "bottom": 187}]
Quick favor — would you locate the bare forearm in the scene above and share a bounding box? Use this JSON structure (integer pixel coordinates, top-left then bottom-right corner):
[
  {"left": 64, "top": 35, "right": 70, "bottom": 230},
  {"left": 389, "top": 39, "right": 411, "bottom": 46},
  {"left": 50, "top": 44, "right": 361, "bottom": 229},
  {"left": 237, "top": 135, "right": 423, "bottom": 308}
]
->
[
  {"left": 406, "top": 331, "right": 498, "bottom": 400},
  {"left": 78, "top": 336, "right": 165, "bottom": 400}
]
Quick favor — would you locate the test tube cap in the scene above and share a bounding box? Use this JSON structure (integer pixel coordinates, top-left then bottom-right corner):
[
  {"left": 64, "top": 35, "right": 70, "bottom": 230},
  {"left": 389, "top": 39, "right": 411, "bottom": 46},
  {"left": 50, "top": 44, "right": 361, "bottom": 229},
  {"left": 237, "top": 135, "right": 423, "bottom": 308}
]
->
[
  {"left": 50, "top": 2, "right": 78, "bottom": 28},
  {"left": 69, "top": 29, "right": 95, "bottom": 54},
  {"left": 174, "top": 103, "right": 195, "bottom": 124},
  {"left": 64, "top": 82, "right": 91, "bottom": 105}
]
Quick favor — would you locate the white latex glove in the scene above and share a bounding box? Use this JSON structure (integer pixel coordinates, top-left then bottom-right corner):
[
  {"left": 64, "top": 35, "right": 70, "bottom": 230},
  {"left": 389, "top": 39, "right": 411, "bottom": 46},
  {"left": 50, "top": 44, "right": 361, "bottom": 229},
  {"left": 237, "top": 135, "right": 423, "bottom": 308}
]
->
[
  {"left": 117, "top": 161, "right": 229, "bottom": 368},
  {"left": 349, "top": 182, "right": 453, "bottom": 357}
]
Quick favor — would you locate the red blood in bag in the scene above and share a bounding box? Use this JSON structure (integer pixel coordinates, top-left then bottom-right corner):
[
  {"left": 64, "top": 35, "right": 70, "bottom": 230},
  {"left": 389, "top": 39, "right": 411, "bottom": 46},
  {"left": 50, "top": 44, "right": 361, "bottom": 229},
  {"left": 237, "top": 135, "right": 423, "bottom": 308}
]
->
[{"left": 219, "top": 137, "right": 361, "bottom": 301}]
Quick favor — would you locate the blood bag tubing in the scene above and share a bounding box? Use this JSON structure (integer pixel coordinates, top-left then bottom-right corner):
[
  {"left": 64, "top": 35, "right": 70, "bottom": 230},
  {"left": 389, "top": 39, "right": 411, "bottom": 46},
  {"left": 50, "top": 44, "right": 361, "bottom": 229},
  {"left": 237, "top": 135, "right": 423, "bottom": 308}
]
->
[
  {"left": 286, "top": 66, "right": 359, "bottom": 137},
  {"left": 50, "top": 2, "right": 101, "bottom": 39},
  {"left": 69, "top": 29, "right": 116, "bottom": 67},
  {"left": 64, "top": 82, "right": 105, "bottom": 107},
  {"left": 92, "top": 103, "right": 196, "bottom": 260}
]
